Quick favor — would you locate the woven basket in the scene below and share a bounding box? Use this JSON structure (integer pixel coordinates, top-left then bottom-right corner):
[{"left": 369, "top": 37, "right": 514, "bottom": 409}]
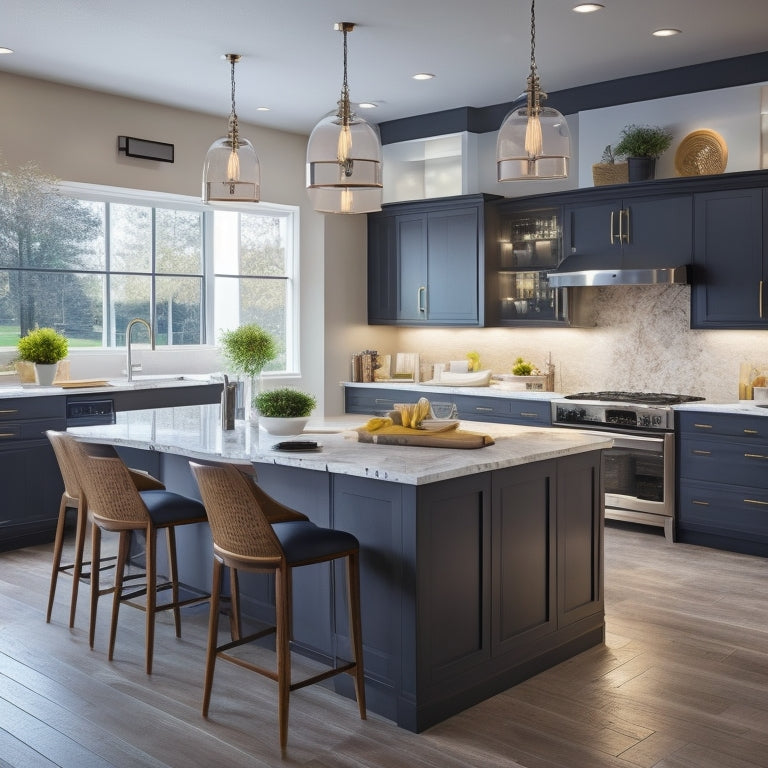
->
[
  {"left": 592, "top": 162, "right": 628, "bottom": 186},
  {"left": 674, "top": 130, "right": 728, "bottom": 176}
]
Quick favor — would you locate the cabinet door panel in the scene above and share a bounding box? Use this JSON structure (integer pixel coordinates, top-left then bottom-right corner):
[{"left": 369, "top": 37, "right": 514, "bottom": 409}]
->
[
  {"left": 367, "top": 214, "right": 397, "bottom": 324},
  {"left": 625, "top": 195, "right": 692, "bottom": 267},
  {"left": 426, "top": 207, "right": 479, "bottom": 324},
  {"left": 397, "top": 215, "right": 428, "bottom": 322},
  {"left": 564, "top": 201, "right": 618, "bottom": 269},
  {"left": 691, "top": 188, "right": 765, "bottom": 328}
]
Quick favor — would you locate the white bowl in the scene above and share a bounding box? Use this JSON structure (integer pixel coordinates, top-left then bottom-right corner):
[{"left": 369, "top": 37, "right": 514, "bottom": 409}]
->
[
  {"left": 259, "top": 416, "right": 309, "bottom": 435},
  {"left": 753, "top": 387, "right": 768, "bottom": 401}
]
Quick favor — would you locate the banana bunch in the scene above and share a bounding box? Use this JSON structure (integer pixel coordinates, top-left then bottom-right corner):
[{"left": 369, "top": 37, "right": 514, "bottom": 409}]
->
[
  {"left": 396, "top": 397, "right": 432, "bottom": 428},
  {"left": 466, "top": 351, "right": 481, "bottom": 372},
  {"left": 365, "top": 416, "right": 393, "bottom": 431}
]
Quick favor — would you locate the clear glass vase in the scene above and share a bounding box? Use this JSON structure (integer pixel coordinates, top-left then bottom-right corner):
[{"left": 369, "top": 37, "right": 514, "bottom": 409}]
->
[{"left": 240, "top": 373, "right": 262, "bottom": 424}]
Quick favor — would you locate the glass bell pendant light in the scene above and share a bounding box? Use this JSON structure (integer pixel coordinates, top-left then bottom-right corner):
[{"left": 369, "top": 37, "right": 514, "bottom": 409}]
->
[
  {"left": 496, "top": 0, "right": 571, "bottom": 181},
  {"left": 203, "top": 53, "right": 260, "bottom": 203},
  {"left": 306, "top": 22, "right": 383, "bottom": 214}
]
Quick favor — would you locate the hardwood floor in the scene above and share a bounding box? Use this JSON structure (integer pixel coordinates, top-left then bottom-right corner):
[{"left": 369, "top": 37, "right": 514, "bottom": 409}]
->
[{"left": 1, "top": 522, "right": 767, "bottom": 768}]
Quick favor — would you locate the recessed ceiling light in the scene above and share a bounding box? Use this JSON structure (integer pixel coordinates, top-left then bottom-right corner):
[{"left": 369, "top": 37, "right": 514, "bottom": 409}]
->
[
  {"left": 0, "top": 47, "right": 13, "bottom": 54},
  {"left": 653, "top": 28, "right": 682, "bottom": 37},
  {"left": 412, "top": 73, "right": 435, "bottom": 81},
  {"left": 357, "top": 102, "right": 378, "bottom": 109},
  {"left": 256, "top": 106, "right": 271, "bottom": 112},
  {"left": 572, "top": 4, "right": 604, "bottom": 12}
]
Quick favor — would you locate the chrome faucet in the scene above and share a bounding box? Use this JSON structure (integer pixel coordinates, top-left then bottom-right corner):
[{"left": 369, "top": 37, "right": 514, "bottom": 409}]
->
[{"left": 126, "top": 318, "right": 155, "bottom": 381}]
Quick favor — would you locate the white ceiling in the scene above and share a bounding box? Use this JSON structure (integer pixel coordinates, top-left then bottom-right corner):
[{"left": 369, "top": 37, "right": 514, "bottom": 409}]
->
[{"left": 2, "top": 0, "right": 768, "bottom": 136}]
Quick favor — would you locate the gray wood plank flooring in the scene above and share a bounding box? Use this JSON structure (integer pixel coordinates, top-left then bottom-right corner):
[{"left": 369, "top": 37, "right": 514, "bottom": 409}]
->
[{"left": 1, "top": 522, "right": 766, "bottom": 768}]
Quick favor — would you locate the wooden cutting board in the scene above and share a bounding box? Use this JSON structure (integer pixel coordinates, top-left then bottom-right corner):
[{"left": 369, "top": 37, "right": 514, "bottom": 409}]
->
[{"left": 56, "top": 379, "right": 111, "bottom": 388}]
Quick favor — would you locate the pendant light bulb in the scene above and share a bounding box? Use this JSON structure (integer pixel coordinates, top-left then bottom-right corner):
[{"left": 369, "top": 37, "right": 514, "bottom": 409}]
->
[{"left": 496, "top": 0, "right": 571, "bottom": 181}]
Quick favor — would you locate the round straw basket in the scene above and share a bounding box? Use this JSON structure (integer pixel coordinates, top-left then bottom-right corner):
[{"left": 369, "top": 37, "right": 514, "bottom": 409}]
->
[{"left": 674, "top": 130, "right": 727, "bottom": 176}]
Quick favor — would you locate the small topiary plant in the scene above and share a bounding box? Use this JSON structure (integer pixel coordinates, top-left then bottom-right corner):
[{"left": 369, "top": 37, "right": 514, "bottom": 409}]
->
[
  {"left": 253, "top": 387, "right": 317, "bottom": 417},
  {"left": 613, "top": 124, "right": 673, "bottom": 159},
  {"left": 17, "top": 326, "right": 69, "bottom": 364},
  {"left": 219, "top": 324, "right": 277, "bottom": 378}
]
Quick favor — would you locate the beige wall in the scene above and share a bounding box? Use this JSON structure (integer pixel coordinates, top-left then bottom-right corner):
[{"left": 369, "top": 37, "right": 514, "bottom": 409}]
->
[{"left": 0, "top": 70, "right": 369, "bottom": 414}]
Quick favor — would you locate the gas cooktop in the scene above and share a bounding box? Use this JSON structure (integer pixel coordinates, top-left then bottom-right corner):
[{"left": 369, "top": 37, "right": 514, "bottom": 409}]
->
[{"left": 563, "top": 391, "right": 705, "bottom": 406}]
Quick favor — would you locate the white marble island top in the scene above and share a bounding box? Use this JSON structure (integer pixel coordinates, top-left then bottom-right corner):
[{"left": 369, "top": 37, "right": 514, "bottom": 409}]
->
[{"left": 67, "top": 404, "right": 612, "bottom": 486}]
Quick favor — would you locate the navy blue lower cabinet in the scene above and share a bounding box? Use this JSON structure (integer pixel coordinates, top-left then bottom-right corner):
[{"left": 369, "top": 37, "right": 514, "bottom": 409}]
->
[{"left": 677, "top": 411, "right": 768, "bottom": 555}]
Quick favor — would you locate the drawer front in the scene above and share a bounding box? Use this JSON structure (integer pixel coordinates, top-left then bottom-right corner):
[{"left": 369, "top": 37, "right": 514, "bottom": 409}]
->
[
  {"left": 0, "top": 396, "right": 66, "bottom": 421},
  {"left": 679, "top": 436, "right": 768, "bottom": 487},
  {"left": 679, "top": 480, "right": 768, "bottom": 539},
  {"left": 678, "top": 411, "right": 768, "bottom": 440},
  {"left": 508, "top": 400, "right": 551, "bottom": 426},
  {"left": 344, "top": 387, "right": 419, "bottom": 415},
  {"left": 0, "top": 418, "right": 67, "bottom": 443},
  {"left": 455, "top": 395, "right": 511, "bottom": 421}
]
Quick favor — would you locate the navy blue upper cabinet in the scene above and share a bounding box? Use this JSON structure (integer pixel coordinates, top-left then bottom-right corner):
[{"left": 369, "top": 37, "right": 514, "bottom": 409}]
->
[
  {"left": 368, "top": 194, "right": 498, "bottom": 326},
  {"left": 691, "top": 188, "right": 767, "bottom": 329},
  {"left": 563, "top": 193, "right": 693, "bottom": 270}
]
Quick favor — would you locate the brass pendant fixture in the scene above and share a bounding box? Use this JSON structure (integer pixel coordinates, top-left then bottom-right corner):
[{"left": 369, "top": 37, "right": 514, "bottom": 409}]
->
[
  {"left": 203, "top": 53, "right": 260, "bottom": 203},
  {"left": 306, "top": 22, "right": 383, "bottom": 214},
  {"left": 496, "top": 0, "right": 571, "bottom": 181}
]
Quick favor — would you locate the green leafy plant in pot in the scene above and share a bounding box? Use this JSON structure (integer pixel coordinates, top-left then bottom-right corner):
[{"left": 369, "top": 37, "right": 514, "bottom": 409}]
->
[
  {"left": 613, "top": 124, "right": 673, "bottom": 182},
  {"left": 253, "top": 387, "right": 317, "bottom": 435},
  {"left": 219, "top": 324, "right": 278, "bottom": 421},
  {"left": 17, "top": 326, "right": 69, "bottom": 386}
]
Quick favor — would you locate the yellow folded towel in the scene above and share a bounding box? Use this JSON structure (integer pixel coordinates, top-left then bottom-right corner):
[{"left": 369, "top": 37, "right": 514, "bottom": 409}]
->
[{"left": 354, "top": 420, "right": 494, "bottom": 449}]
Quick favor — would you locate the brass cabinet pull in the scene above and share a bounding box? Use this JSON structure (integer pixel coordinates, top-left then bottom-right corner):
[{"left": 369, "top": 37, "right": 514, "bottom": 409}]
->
[
  {"left": 693, "top": 423, "right": 713, "bottom": 429},
  {"left": 417, "top": 286, "right": 427, "bottom": 314},
  {"left": 744, "top": 428, "right": 759, "bottom": 435},
  {"left": 621, "top": 208, "right": 630, "bottom": 243},
  {"left": 761, "top": 280, "right": 765, "bottom": 319},
  {"left": 519, "top": 412, "right": 539, "bottom": 418},
  {"left": 0, "top": 432, "right": 16, "bottom": 438},
  {"left": 692, "top": 449, "right": 712, "bottom": 455},
  {"left": 744, "top": 453, "right": 768, "bottom": 460},
  {"left": 692, "top": 500, "right": 710, "bottom": 506},
  {"left": 374, "top": 399, "right": 394, "bottom": 405},
  {"left": 610, "top": 211, "right": 616, "bottom": 244},
  {"left": 474, "top": 406, "right": 494, "bottom": 412},
  {"left": 0, "top": 409, "right": 19, "bottom": 415},
  {"left": 744, "top": 498, "right": 768, "bottom": 506}
]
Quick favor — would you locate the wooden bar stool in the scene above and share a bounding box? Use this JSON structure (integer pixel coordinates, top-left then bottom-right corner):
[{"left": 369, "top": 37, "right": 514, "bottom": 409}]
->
[
  {"left": 45, "top": 431, "right": 164, "bottom": 628},
  {"left": 189, "top": 461, "right": 366, "bottom": 752},
  {"left": 54, "top": 432, "right": 209, "bottom": 673}
]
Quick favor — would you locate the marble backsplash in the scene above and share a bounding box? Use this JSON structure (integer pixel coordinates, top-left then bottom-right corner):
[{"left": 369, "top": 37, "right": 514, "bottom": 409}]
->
[{"left": 395, "top": 284, "right": 767, "bottom": 403}]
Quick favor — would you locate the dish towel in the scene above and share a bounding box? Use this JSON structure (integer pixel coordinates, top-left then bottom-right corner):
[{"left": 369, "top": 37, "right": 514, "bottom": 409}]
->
[{"left": 346, "top": 417, "right": 494, "bottom": 449}]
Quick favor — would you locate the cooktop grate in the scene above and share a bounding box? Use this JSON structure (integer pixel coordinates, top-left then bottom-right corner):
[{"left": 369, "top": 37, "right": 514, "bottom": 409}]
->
[{"left": 563, "top": 391, "right": 705, "bottom": 406}]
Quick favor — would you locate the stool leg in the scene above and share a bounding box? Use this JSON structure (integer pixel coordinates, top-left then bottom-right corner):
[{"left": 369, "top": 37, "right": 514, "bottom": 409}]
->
[
  {"left": 144, "top": 525, "right": 157, "bottom": 674},
  {"left": 276, "top": 565, "right": 291, "bottom": 753},
  {"left": 89, "top": 523, "right": 102, "bottom": 649},
  {"left": 109, "top": 530, "right": 130, "bottom": 662},
  {"left": 46, "top": 495, "right": 69, "bottom": 623},
  {"left": 202, "top": 557, "right": 224, "bottom": 718},
  {"left": 69, "top": 499, "right": 88, "bottom": 628},
  {"left": 165, "top": 526, "right": 182, "bottom": 638},
  {"left": 346, "top": 551, "right": 367, "bottom": 720},
  {"left": 229, "top": 566, "right": 242, "bottom": 642}
]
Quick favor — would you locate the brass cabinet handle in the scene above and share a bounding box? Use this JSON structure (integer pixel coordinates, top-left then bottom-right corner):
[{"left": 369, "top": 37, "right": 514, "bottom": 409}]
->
[
  {"left": 610, "top": 211, "right": 618, "bottom": 244},
  {"left": 0, "top": 409, "right": 19, "bottom": 415},
  {"left": 760, "top": 280, "right": 765, "bottom": 320},
  {"left": 474, "top": 406, "right": 494, "bottom": 412},
  {"left": 519, "top": 412, "right": 539, "bottom": 418},
  {"left": 0, "top": 432, "right": 16, "bottom": 438},
  {"left": 692, "top": 500, "right": 710, "bottom": 506},
  {"left": 744, "top": 453, "right": 768, "bottom": 460},
  {"left": 417, "top": 286, "right": 427, "bottom": 314},
  {"left": 374, "top": 399, "right": 394, "bottom": 405},
  {"left": 693, "top": 423, "right": 713, "bottom": 429},
  {"left": 692, "top": 449, "right": 712, "bottom": 455},
  {"left": 622, "top": 208, "right": 630, "bottom": 243},
  {"left": 744, "top": 498, "right": 768, "bottom": 506},
  {"left": 744, "top": 428, "right": 759, "bottom": 435}
]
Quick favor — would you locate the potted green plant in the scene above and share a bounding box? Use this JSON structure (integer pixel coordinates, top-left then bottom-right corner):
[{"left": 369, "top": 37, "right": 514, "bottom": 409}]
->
[
  {"left": 219, "top": 324, "right": 278, "bottom": 421},
  {"left": 591, "top": 144, "right": 628, "bottom": 186},
  {"left": 613, "top": 124, "right": 674, "bottom": 182},
  {"left": 253, "top": 387, "right": 317, "bottom": 435},
  {"left": 17, "top": 326, "right": 69, "bottom": 386}
]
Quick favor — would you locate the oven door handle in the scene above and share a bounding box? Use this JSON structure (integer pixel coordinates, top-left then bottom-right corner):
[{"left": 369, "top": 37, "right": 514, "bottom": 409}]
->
[{"left": 574, "top": 429, "right": 667, "bottom": 449}]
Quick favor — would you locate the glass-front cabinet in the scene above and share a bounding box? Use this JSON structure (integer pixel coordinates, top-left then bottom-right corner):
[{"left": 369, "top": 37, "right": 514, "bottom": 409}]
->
[{"left": 488, "top": 203, "right": 568, "bottom": 326}]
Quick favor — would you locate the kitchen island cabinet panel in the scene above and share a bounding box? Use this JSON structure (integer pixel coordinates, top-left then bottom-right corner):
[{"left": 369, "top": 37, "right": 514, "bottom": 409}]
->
[
  {"left": 677, "top": 410, "right": 768, "bottom": 555},
  {"left": 691, "top": 188, "right": 766, "bottom": 328}
]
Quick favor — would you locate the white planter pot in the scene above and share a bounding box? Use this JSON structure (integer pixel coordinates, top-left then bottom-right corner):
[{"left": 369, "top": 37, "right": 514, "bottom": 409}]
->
[
  {"left": 259, "top": 416, "right": 309, "bottom": 436},
  {"left": 35, "top": 362, "right": 59, "bottom": 386}
]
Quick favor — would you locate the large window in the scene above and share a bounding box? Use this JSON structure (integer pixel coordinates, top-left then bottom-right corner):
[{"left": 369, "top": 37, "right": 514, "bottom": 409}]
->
[{"left": 0, "top": 181, "right": 299, "bottom": 373}]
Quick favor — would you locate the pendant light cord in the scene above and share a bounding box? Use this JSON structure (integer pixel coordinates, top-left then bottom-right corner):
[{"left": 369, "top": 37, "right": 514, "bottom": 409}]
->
[
  {"left": 338, "top": 25, "right": 351, "bottom": 126},
  {"left": 228, "top": 54, "right": 240, "bottom": 149},
  {"left": 529, "top": 0, "right": 537, "bottom": 79}
]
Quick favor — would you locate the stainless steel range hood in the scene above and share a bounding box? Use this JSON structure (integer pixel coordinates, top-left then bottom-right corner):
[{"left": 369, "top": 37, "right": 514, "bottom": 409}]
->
[{"left": 547, "top": 260, "right": 689, "bottom": 288}]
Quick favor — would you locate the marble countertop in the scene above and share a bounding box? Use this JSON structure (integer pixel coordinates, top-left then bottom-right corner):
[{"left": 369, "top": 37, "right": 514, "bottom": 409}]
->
[
  {"left": 343, "top": 381, "right": 561, "bottom": 401},
  {"left": 673, "top": 400, "right": 768, "bottom": 416},
  {"left": 66, "top": 405, "right": 612, "bottom": 486},
  {"left": 0, "top": 374, "right": 216, "bottom": 399}
]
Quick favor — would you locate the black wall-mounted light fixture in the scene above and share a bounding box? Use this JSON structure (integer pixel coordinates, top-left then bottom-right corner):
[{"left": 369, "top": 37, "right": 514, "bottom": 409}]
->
[{"left": 118, "top": 136, "right": 175, "bottom": 163}]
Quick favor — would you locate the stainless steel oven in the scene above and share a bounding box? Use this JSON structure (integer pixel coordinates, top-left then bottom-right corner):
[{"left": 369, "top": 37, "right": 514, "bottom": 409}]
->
[{"left": 551, "top": 391, "right": 704, "bottom": 542}]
